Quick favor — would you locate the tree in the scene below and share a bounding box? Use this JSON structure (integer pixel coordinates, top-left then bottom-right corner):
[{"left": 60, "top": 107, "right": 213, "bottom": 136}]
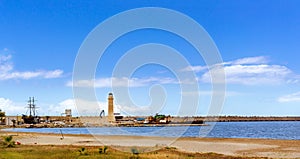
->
[
  {"left": 0, "top": 109, "right": 5, "bottom": 117},
  {"left": 0, "top": 109, "right": 5, "bottom": 124}
]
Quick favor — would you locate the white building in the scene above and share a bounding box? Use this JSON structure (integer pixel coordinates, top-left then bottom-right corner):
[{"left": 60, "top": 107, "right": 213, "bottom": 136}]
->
[{"left": 5, "top": 116, "right": 19, "bottom": 126}]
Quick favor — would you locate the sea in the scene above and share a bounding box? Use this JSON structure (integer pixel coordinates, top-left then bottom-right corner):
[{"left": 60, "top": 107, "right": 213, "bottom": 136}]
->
[{"left": 3, "top": 121, "right": 300, "bottom": 140}]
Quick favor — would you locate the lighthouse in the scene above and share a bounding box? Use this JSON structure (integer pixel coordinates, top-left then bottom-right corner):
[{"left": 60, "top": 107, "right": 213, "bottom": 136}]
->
[{"left": 108, "top": 93, "right": 115, "bottom": 122}]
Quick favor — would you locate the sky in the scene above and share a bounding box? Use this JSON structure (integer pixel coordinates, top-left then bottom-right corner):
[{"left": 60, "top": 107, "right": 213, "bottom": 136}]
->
[{"left": 0, "top": 0, "right": 300, "bottom": 116}]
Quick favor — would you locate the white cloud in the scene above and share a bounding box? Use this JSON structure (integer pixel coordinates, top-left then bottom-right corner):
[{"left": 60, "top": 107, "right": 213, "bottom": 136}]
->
[
  {"left": 0, "top": 97, "right": 77, "bottom": 116},
  {"left": 0, "top": 98, "right": 25, "bottom": 115},
  {"left": 44, "top": 99, "right": 79, "bottom": 116},
  {"left": 41, "top": 99, "right": 98, "bottom": 116},
  {"left": 48, "top": 98, "right": 146, "bottom": 116},
  {"left": 201, "top": 64, "right": 293, "bottom": 85},
  {"left": 229, "top": 56, "right": 269, "bottom": 65},
  {"left": 69, "top": 56, "right": 298, "bottom": 87},
  {"left": 278, "top": 92, "right": 300, "bottom": 103},
  {"left": 180, "top": 65, "right": 207, "bottom": 72},
  {"left": 182, "top": 56, "right": 298, "bottom": 85},
  {"left": 68, "top": 77, "right": 177, "bottom": 88},
  {"left": 0, "top": 54, "right": 63, "bottom": 80},
  {"left": 1, "top": 69, "right": 63, "bottom": 80},
  {"left": 0, "top": 97, "right": 112, "bottom": 116},
  {"left": 0, "top": 97, "right": 169, "bottom": 117},
  {"left": 119, "top": 105, "right": 154, "bottom": 116},
  {"left": 47, "top": 98, "right": 160, "bottom": 116},
  {"left": 43, "top": 69, "right": 64, "bottom": 78},
  {"left": 182, "top": 91, "right": 240, "bottom": 97},
  {"left": 0, "top": 54, "right": 12, "bottom": 63},
  {"left": 181, "top": 56, "right": 268, "bottom": 73}
]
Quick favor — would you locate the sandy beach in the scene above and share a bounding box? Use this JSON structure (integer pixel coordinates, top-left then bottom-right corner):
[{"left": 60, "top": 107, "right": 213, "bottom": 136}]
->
[{"left": 1, "top": 131, "right": 299, "bottom": 159}]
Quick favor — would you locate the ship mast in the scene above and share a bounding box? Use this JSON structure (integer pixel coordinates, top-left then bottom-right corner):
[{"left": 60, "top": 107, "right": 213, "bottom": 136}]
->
[{"left": 27, "top": 97, "right": 38, "bottom": 116}]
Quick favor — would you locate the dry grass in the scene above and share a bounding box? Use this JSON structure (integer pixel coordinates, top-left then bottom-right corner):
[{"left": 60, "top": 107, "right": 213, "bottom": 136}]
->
[{"left": 0, "top": 145, "right": 268, "bottom": 159}]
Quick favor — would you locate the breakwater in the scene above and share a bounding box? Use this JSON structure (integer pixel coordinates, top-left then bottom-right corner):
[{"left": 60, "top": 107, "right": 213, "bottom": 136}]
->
[
  {"left": 2, "top": 116, "right": 300, "bottom": 128},
  {"left": 200, "top": 116, "right": 300, "bottom": 122}
]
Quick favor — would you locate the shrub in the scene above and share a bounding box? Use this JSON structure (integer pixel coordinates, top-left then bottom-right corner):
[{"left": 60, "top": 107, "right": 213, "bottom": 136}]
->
[
  {"left": 103, "top": 146, "right": 108, "bottom": 153},
  {"left": 99, "top": 146, "right": 108, "bottom": 154},
  {"left": 131, "top": 148, "right": 139, "bottom": 155},
  {"left": 165, "top": 146, "right": 177, "bottom": 150},
  {"left": 2, "top": 135, "right": 15, "bottom": 148},
  {"left": 78, "top": 147, "right": 87, "bottom": 155},
  {"left": 99, "top": 147, "right": 103, "bottom": 154}
]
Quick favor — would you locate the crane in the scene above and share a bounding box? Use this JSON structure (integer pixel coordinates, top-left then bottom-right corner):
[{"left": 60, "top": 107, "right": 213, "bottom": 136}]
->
[{"left": 99, "top": 110, "right": 105, "bottom": 118}]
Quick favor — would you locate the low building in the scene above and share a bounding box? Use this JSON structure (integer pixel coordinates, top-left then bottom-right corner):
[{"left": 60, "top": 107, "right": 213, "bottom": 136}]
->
[{"left": 5, "top": 116, "right": 20, "bottom": 126}]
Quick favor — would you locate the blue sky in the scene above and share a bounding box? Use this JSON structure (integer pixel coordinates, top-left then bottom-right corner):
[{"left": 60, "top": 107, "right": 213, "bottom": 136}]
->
[{"left": 0, "top": 0, "right": 300, "bottom": 116}]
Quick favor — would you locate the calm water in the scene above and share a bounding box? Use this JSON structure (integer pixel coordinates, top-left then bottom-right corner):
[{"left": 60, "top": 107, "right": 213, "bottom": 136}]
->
[{"left": 3, "top": 121, "right": 300, "bottom": 140}]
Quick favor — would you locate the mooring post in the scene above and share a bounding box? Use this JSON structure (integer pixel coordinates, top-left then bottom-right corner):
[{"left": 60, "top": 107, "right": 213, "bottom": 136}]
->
[{"left": 60, "top": 129, "right": 64, "bottom": 140}]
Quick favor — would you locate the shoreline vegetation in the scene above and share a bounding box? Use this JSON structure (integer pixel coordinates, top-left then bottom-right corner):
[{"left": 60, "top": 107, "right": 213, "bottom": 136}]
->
[
  {"left": 1, "top": 145, "right": 275, "bottom": 159},
  {"left": 0, "top": 145, "right": 268, "bottom": 159},
  {"left": 1, "top": 131, "right": 299, "bottom": 158}
]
